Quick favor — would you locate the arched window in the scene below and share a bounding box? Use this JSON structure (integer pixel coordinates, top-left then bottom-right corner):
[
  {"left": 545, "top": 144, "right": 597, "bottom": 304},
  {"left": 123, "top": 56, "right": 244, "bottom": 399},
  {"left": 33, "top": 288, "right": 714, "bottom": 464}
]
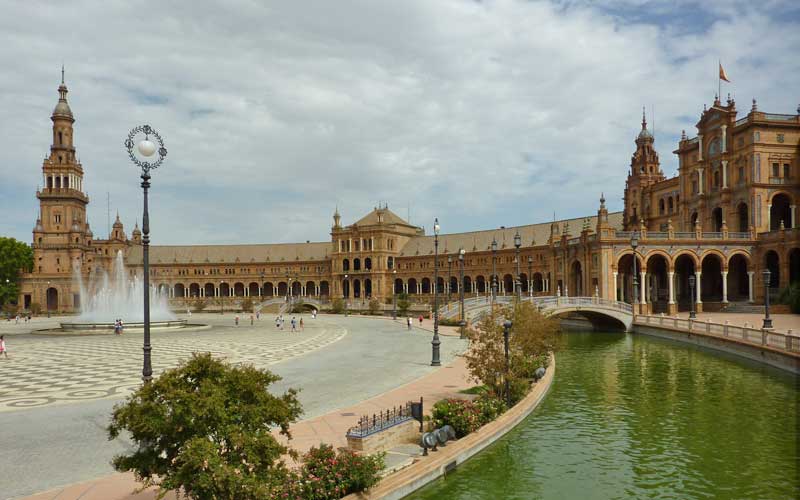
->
[
  {"left": 668, "top": 197, "right": 674, "bottom": 213},
  {"left": 354, "top": 258, "right": 361, "bottom": 271},
  {"left": 659, "top": 199, "right": 665, "bottom": 215},
  {"left": 342, "top": 259, "right": 349, "bottom": 271},
  {"left": 387, "top": 256, "right": 394, "bottom": 269},
  {"left": 364, "top": 257, "right": 372, "bottom": 270},
  {"left": 58, "top": 131, "right": 63, "bottom": 145}
]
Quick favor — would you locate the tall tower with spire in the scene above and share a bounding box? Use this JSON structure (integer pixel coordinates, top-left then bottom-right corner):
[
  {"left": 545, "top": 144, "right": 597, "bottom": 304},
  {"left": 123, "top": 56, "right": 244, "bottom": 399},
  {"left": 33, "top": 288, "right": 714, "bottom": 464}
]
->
[
  {"left": 30, "top": 71, "right": 92, "bottom": 311},
  {"left": 623, "top": 108, "right": 664, "bottom": 230}
]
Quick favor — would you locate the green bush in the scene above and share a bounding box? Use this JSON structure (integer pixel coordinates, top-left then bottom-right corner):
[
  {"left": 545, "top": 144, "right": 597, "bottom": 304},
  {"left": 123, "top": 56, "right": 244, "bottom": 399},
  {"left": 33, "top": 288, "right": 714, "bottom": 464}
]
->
[
  {"left": 430, "top": 396, "right": 506, "bottom": 438},
  {"left": 778, "top": 284, "right": 800, "bottom": 313},
  {"left": 397, "top": 293, "right": 410, "bottom": 315},
  {"left": 107, "top": 353, "right": 302, "bottom": 500},
  {"left": 330, "top": 298, "right": 345, "bottom": 314},
  {"left": 241, "top": 297, "right": 254, "bottom": 313},
  {"left": 276, "top": 444, "right": 384, "bottom": 499},
  {"left": 29, "top": 302, "right": 42, "bottom": 315},
  {"left": 368, "top": 298, "right": 381, "bottom": 315},
  {"left": 438, "top": 318, "right": 463, "bottom": 327}
]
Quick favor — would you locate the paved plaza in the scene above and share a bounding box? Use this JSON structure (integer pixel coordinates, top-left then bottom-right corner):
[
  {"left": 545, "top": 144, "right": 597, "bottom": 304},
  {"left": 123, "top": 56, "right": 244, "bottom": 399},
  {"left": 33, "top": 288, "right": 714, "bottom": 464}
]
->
[{"left": 0, "top": 313, "right": 467, "bottom": 499}]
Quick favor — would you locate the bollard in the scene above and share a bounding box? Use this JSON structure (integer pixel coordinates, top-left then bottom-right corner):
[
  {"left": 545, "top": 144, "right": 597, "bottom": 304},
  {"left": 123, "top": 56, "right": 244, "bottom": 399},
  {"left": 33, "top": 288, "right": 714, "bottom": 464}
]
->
[{"left": 724, "top": 320, "right": 729, "bottom": 337}]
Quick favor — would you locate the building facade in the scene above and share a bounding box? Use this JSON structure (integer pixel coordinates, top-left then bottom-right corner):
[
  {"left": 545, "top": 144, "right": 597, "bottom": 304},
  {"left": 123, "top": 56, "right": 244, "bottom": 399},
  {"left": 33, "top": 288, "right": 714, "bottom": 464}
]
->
[{"left": 17, "top": 81, "right": 800, "bottom": 316}]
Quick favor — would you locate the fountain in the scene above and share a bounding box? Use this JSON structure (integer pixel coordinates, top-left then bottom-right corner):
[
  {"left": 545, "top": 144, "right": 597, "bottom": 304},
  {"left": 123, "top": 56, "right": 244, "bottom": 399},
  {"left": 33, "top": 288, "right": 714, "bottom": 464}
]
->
[{"left": 60, "top": 251, "right": 187, "bottom": 332}]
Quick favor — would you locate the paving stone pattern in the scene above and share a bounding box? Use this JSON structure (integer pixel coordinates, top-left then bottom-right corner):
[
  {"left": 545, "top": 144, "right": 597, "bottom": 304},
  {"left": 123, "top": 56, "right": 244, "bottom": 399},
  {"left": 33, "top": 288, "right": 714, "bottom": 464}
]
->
[{"left": 0, "top": 322, "right": 346, "bottom": 412}]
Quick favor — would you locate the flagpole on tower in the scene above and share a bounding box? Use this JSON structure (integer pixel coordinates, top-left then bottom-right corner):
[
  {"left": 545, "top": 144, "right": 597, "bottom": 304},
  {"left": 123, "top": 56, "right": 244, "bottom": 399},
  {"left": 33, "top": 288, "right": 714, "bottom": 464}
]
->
[{"left": 718, "top": 60, "right": 722, "bottom": 101}]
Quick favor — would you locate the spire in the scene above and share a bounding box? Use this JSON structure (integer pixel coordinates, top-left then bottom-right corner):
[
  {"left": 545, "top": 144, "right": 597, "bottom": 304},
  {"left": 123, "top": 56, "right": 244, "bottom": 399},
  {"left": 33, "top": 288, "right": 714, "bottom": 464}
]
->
[
  {"left": 600, "top": 192, "right": 606, "bottom": 209},
  {"left": 52, "top": 68, "right": 73, "bottom": 120},
  {"left": 641, "top": 106, "right": 647, "bottom": 130},
  {"left": 752, "top": 98, "right": 758, "bottom": 112},
  {"left": 332, "top": 205, "right": 341, "bottom": 228},
  {"left": 61, "top": 64, "right": 65, "bottom": 85}
]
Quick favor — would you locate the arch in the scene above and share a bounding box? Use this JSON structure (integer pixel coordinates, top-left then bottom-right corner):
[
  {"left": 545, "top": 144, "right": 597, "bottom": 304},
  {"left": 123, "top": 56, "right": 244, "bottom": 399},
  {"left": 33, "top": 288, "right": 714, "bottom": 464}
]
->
[
  {"left": 319, "top": 281, "right": 330, "bottom": 297},
  {"left": 220, "top": 282, "right": 231, "bottom": 296},
  {"left": 770, "top": 192, "right": 792, "bottom": 230},
  {"left": 691, "top": 212, "right": 698, "bottom": 228},
  {"left": 463, "top": 276, "right": 473, "bottom": 293},
  {"left": 342, "top": 259, "right": 350, "bottom": 271},
  {"left": 394, "top": 278, "right": 404, "bottom": 294},
  {"left": 646, "top": 254, "right": 669, "bottom": 313},
  {"left": 158, "top": 283, "right": 170, "bottom": 296},
  {"left": 728, "top": 253, "right": 749, "bottom": 301},
  {"left": 364, "top": 257, "right": 372, "bottom": 270},
  {"left": 353, "top": 258, "right": 361, "bottom": 271},
  {"left": 765, "top": 250, "right": 780, "bottom": 288},
  {"left": 204, "top": 283, "right": 215, "bottom": 297},
  {"left": 700, "top": 253, "right": 723, "bottom": 302},
  {"left": 519, "top": 273, "right": 529, "bottom": 293},
  {"left": 342, "top": 279, "right": 350, "bottom": 298},
  {"left": 616, "top": 253, "right": 644, "bottom": 304},
  {"left": 263, "top": 282, "right": 274, "bottom": 297},
  {"left": 174, "top": 283, "right": 186, "bottom": 298},
  {"left": 353, "top": 279, "right": 361, "bottom": 298},
  {"left": 790, "top": 249, "right": 800, "bottom": 286},
  {"left": 668, "top": 197, "right": 674, "bottom": 214},
  {"left": 46, "top": 287, "right": 58, "bottom": 311},
  {"left": 569, "top": 261, "right": 583, "bottom": 296},
  {"left": 503, "top": 274, "right": 514, "bottom": 295},
  {"left": 476, "top": 275, "right": 486, "bottom": 293},
  {"left": 643, "top": 250, "right": 672, "bottom": 268},
  {"left": 291, "top": 281, "right": 301, "bottom": 297},
  {"left": 408, "top": 278, "right": 418, "bottom": 294},
  {"left": 277, "top": 281, "right": 288, "bottom": 297},
  {"left": 674, "top": 254, "right": 696, "bottom": 311},
  {"left": 658, "top": 199, "right": 665, "bottom": 215},
  {"left": 712, "top": 207, "right": 723, "bottom": 232},
  {"left": 233, "top": 282, "right": 245, "bottom": 297},
  {"left": 532, "top": 273, "right": 544, "bottom": 292},
  {"left": 450, "top": 276, "right": 458, "bottom": 295},
  {"left": 436, "top": 276, "right": 445, "bottom": 294},
  {"left": 189, "top": 283, "right": 200, "bottom": 297},
  {"left": 737, "top": 202, "right": 749, "bottom": 232},
  {"left": 545, "top": 309, "right": 629, "bottom": 332},
  {"left": 364, "top": 278, "right": 372, "bottom": 297},
  {"left": 421, "top": 277, "right": 431, "bottom": 294},
  {"left": 305, "top": 281, "right": 316, "bottom": 296}
]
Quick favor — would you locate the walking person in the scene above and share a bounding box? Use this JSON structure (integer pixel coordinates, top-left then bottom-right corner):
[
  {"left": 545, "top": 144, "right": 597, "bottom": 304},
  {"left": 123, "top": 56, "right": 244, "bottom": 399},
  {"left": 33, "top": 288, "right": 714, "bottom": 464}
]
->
[
  {"left": 291, "top": 316, "right": 297, "bottom": 332},
  {"left": 418, "top": 315, "right": 423, "bottom": 327},
  {"left": 0, "top": 335, "right": 8, "bottom": 359},
  {"left": 299, "top": 317, "right": 304, "bottom": 331},
  {"left": 407, "top": 316, "right": 412, "bottom": 330},
  {"left": 235, "top": 314, "right": 239, "bottom": 326}
]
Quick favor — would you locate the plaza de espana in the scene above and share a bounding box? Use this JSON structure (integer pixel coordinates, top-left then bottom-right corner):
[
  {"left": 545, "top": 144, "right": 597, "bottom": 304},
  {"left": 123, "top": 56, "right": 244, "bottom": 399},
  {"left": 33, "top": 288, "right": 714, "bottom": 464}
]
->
[{"left": 18, "top": 79, "right": 800, "bottom": 316}]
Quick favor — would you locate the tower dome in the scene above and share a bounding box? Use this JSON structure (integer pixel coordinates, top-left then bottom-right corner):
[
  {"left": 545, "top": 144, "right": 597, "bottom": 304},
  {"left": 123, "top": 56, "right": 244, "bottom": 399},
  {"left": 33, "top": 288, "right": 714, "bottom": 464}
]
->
[
  {"left": 636, "top": 107, "right": 653, "bottom": 141},
  {"left": 52, "top": 67, "right": 73, "bottom": 120}
]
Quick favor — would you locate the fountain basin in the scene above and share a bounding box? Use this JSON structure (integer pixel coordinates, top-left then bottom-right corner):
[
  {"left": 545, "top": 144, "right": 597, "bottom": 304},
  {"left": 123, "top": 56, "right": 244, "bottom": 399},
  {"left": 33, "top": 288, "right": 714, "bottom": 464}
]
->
[{"left": 60, "top": 319, "right": 188, "bottom": 332}]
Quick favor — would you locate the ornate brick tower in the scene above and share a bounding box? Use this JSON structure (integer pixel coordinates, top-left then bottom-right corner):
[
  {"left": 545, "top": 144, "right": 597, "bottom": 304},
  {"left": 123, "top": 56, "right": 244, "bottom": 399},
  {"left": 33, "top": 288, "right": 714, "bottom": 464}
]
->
[
  {"left": 29, "top": 71, "right": 92, "bottom": 311},
  {"left": 623, "top": 108, "right": 664, "bottom": 229}
]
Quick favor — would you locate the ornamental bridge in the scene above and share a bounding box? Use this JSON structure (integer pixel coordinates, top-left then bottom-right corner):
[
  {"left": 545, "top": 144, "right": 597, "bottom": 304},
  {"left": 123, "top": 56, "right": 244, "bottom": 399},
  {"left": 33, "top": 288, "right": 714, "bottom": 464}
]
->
[{"left": 440, "top": 295, "right": 634, "bottom": 332}]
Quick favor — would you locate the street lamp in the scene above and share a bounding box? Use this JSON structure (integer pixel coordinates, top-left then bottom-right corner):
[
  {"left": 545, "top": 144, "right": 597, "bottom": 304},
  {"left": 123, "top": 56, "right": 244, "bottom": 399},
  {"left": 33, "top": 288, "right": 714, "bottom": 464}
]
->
[
  {"left": 688, "top": 274, "right": 697, "bottom": 319},
  {"left": 447, "top": 255, "right": 452, "bottom": 304},
  {"left": 220, "top": 281, "right": 225, "bottom": 315},
  {"left": 432, "top": 218, "right": 441, "bottom": 367},
  {"left": 343, "top": 274, "right": 349, "bottom": 316},
  {"left": 503, "top": 319, "right": 512, "bottom": 408},
  {"left": 46, "top": 280, "right": 51, "bottom": 318},
  {"left": 459, "top": 248, "right": 466, "bottom": 339},
  {"left": 631, "top": 232, "right": 639, "bottom": 315},
  {"left": 762, "top": 269, "right": 773, "bottom": 329},
  {"left": 125, "top": 124, "right": 167, "bottom": 384},
  {"left": 514, "top": 231, "right": 522, "bottom": 301},
  {"left": 491, "top": 237, "right": 498, "bottom": 305},
  {"left": 392, "top": 269, "right": 397, "bottom": 320},
  {"left": 527, "top": 255, "right": 533, "bottom": 297}
]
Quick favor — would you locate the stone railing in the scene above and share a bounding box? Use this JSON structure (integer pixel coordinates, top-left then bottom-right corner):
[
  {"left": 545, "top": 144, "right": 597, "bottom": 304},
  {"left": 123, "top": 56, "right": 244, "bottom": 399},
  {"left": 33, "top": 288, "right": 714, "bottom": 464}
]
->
[
  {"left": 635, "top": 315, "right": 800, "bottom": 354},
  {"left": 612, "top": 230, "right": 752, "bottom": 241}
]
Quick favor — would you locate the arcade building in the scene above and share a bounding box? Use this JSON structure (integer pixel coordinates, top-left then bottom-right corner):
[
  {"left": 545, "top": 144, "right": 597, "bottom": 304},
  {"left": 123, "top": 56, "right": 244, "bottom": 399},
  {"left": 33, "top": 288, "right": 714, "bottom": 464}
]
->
[{"left": 17, "top": 78, "right": 800, "bottom": 316}]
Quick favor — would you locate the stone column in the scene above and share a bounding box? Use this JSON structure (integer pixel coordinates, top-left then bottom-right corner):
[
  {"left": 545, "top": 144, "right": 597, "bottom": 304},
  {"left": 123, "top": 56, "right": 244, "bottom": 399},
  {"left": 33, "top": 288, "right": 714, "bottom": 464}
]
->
[
  {"left": 698, "top": 134, "right": 703, "bottom": 160},
  {"left": 792, "top": 205, "right": 796, "bottom": 228},
  {"left": 613, "top": 272, "right": 618, "bottom": 301},
  {"left": 767, "top": 204, "right": 772, "bottom": 229},
  {"left": 698, "top": 168, "right": 704, "bottom": 195},
  {"left": 695, "top": 272, "right": 702, "bottom": 304},
  {"left": 722, "top": 160, "right": 728, "bottom": 188},
  {"left": 721, "top": 125, "right": 727, "bottom": 152},
  {"left": 748, "top": 271, "right": 755, "bottom": 302},
  {"left": 722, "top": 271, "right": 728, "bottom": 303},
  {"left": 639, "top": 271, "right": 647, "bottom": 305},
  {"left": 668, "top": 271, "right": 675, "bottom": 304}
]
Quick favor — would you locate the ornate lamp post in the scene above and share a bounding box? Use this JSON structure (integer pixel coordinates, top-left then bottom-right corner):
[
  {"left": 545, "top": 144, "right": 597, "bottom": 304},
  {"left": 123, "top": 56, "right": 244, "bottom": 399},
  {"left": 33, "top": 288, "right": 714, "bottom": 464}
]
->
[
  {"left": 762, "top": 269, "right": 773, "bottom": 329},
  {"left": 491, "top": 237, "right": 498, "bottom": 305},
  {"left": 431, "top": 218, "right": 441, "bottom": 367},
  {"left": 447, "top": 255, "right": 452, "bottom": 304},
  {"left": 503, "top": 319, "right": 512, "bottom": 408},
  {"left": 125, "top": 124, "right": 167, "bottom": 383},
  {"left": 459, "top": 248, "right": 466, "bottom": 339},
  {"left": 527, "top": 255, "right": 533, "bottom": 297},
  {"left": 514, "top": 231, "right": 522, "bottom": 301},
  {"left": 688, "top": 274, "right": 697, "bottom": 319},
  {"left": 392, "top": 269, "right": 397, "bottom": 320},
  {"left": 631, "top": 232, "right": 639, "bottom": 315},
  {"left": 220, "top": 280, "right": 225, "bottom": 315}
]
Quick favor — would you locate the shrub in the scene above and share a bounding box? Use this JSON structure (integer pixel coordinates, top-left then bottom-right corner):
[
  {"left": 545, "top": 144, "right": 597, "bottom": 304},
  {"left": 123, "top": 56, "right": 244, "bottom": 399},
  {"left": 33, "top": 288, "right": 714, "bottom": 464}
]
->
[
  {"left": 241, "top": 297, "right": 254, "bottom": 313},
  {"left": 330, "top": 298, "right": 345, "bottom": 314},
  {"left": 368, "top": 298, "right": 381, "bottom": 315},
  {"left": 439, "top": 318, "right": 463, "bottom": 327},
  {"left": 474, "top": 394, "right": 507, "bottom": 423},
  {"left": 276, "top": 444, "right": 384, "bottom": 499},
  {"left": 29, "top": 302, "right": 42, "bottom": 315},
  {"left": 431, "top": 396, "right": 507, "bottom": 438},
  {"left": 778, "top": 284, "right": 800, "bottom": 313},
  {"left": 397, "top": 292, "right": 410, "bottom": 316},
  {"left": 107, "top": 353, "right": 302, "bottom": 500}
]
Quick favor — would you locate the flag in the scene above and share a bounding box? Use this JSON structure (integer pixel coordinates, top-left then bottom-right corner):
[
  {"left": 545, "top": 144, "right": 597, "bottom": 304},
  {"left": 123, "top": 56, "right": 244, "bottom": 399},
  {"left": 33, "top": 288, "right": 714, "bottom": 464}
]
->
[{"left": 719, "top": 62, "right": 730, "bottom": 83}]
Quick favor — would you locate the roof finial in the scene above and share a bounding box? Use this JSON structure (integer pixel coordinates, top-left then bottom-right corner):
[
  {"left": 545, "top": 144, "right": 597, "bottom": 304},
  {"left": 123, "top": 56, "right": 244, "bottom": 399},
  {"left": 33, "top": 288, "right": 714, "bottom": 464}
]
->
[
  {"left": 600, "top": 192, "right": 606, "bottom": 207},
  {"left": 641, "top": 106, "right": 647, "bottom": 129},
  {"left": 61, "top": 64, "right": 64, "bottom": 85},
  {"left": 681, "top": 129, "right": 687, "bottom": 140},
  {"left": 752, "top": 98, "right": 758, "bottom": 112}
]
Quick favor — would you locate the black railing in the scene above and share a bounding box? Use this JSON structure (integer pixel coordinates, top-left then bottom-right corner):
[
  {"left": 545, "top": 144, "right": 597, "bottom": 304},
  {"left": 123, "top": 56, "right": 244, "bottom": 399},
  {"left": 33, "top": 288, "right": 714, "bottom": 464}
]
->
[{"left": 346, "top": 399, "right": 423, "bottom": 438}]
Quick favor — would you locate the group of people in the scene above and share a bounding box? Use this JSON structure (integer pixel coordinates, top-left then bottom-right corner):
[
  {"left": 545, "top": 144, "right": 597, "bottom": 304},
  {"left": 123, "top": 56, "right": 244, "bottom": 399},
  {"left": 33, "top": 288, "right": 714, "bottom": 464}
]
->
[
  {"left": 405, "top": 315, "right": 424, "bottom": 330},
  {"left": 7, "top": 314, "right": 32, "bottom": 324},
  {"left": 274, "top": 315, "right": 305, "bottom": 332},
  {"left": 113, "top": 318, "right": 125, "bottom": 335}
]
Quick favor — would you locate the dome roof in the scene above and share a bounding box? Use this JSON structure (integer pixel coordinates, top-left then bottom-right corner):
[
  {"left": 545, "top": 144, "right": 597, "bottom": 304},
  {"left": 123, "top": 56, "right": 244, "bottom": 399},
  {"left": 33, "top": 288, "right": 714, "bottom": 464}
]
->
[
  {"left": 52, "top": 83, "right": 73, "bottom": 119},
  {"left": 638, "top": 127, "right": 653, "bottom": 140}
]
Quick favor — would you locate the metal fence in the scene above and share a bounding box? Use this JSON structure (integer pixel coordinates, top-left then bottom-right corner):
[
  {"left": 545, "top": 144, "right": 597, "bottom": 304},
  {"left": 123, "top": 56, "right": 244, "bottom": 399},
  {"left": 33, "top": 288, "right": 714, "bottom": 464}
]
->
[
  {"left": 346, "top": 400, "right": 422, "bottom": 438},
  {"left": 635, "top": 315, "right": 800, "bottom": 354}
]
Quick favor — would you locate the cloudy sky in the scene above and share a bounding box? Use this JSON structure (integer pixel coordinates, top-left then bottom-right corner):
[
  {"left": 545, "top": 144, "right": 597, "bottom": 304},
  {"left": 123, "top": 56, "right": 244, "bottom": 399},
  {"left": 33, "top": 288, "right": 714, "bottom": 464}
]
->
[{"left": 1, "top": 0, "right": 799, "bottom": 245}]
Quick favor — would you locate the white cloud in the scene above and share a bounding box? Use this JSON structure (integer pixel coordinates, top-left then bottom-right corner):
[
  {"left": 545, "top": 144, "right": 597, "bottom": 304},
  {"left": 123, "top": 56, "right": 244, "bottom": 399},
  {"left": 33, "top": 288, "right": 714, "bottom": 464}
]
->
[{"left": 0, "top": 0, "right": 798, "bottom": 244}]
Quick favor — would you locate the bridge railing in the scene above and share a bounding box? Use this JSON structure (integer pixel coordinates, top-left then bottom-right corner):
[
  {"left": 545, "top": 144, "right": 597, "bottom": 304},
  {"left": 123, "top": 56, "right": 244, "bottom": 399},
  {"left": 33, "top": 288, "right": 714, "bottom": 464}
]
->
[
  {"left": 635, "top": 315, "right": 800, "bottom": 354},
  {"left": 527, "top": 296, "right": 633, "bottom": 314}
]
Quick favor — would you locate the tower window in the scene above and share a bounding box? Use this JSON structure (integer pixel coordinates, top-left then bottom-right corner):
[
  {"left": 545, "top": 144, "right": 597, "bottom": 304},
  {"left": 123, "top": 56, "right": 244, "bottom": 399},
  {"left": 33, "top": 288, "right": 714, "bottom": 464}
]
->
[
  {"left": 58, "top": 131, "right": 63, "bottom": 145},
  {"left": 59, "top": 155, "right": 62, "bottom": 163}
]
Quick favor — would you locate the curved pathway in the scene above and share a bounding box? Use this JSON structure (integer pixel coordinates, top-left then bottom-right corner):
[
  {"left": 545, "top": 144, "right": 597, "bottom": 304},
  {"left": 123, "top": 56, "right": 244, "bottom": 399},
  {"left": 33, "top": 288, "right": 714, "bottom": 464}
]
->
[{"left": 0, "top": 314, "right": 467, "bottom": 499}]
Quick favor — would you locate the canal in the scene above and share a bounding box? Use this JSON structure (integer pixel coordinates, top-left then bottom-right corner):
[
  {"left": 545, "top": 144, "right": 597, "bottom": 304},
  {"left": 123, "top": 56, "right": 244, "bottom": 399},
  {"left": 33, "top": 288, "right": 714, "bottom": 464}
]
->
[{"left": 407, "top": 331, "right": 799, "bottom": 499}]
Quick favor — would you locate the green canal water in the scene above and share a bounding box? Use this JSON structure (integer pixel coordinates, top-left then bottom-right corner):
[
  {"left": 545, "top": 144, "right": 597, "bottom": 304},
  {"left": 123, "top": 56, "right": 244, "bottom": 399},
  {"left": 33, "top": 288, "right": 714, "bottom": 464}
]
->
[{"left": 407, "top": 331, "right": 799, "bottom": 500}]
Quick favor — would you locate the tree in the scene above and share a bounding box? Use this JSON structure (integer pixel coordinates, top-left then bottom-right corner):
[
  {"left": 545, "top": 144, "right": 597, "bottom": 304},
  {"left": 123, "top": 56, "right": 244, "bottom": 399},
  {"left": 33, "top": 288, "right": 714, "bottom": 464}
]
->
[
  {"left": 464, "top": 302, "right": 558, "bottom": 405},
  {"left": 397, "top": 292, "right": 410, "bottom": 316},
  {"left": 108, "top": 353, "right": 302, "bottom": 499},
  {"left": 368, "top": 298, "right": 381, "bottom": 315},
  {"left": 0, "top": 237, "right": 33, "bottom": 306},
  {"left": 330, "top": 297, "right": 345, "bottom": 314},
  {"left": 241, "top": 297, "right": 254, "bottom": 313}
]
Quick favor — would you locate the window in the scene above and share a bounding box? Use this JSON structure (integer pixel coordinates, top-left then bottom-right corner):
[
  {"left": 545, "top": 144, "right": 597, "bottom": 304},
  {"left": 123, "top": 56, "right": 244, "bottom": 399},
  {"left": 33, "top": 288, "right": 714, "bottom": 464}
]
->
[
  {"left": 668, "top": 197, "right": 674, "bottom": 213},
  {"left": 772, "top": 163, "right": 780, "bottom": 177},
  {"left": 692, "top": 180, "right": 698, "bottom": 194},
  {"left": 738, "top": 166, "right": 745, "bottom": 184},
  {"left": 784, "top": 164, "right": 791, "bottom": 178},
  {"left": 754, "top": 131, "right": 760, "bottom": 142},
  {"left": 659, "top": 199, "right": 665, "bottom": 215},
  {"left": 58, "top": 131, "right": 63, "bottom": 145},
  {"left": 54, "top": 214, "right": 62, "bottom": 224}
]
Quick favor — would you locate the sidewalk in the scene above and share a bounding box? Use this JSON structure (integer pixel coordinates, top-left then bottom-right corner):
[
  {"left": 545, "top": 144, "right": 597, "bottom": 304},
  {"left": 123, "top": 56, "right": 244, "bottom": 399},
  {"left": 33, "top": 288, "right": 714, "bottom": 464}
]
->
[
  {"left": 22, "top": 348, "right": 472, "bottom": 500},
  {"left": 669, "top": 311, "right": 800, "bottom": 333}
]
